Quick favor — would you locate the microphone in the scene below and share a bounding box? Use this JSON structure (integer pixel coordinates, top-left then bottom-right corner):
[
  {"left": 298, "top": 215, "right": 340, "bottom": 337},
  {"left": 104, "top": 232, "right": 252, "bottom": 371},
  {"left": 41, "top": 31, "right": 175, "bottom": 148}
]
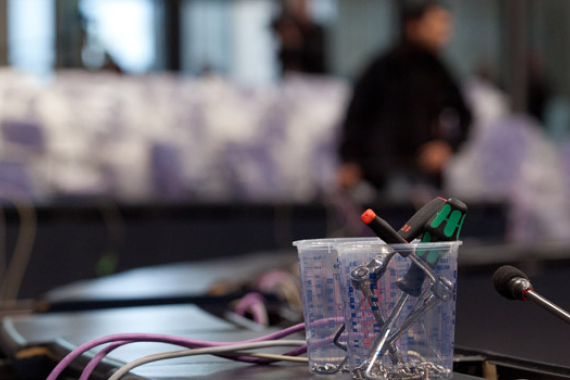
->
[
  {"left": 493, "top": 265, "right": 570, "bottom": 326},
  {"left": 492, "top": 265, "right": 532, "bottom": 300}
]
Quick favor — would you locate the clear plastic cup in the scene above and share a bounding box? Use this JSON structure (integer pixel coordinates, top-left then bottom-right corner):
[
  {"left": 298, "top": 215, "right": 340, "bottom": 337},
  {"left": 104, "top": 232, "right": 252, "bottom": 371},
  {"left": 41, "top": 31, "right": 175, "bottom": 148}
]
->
[
  {"left": 294, "top": 238, "right": 380, "bottom": 375},
  {"left": 337, "top": 240, "right": 460, "bottom": 380}
]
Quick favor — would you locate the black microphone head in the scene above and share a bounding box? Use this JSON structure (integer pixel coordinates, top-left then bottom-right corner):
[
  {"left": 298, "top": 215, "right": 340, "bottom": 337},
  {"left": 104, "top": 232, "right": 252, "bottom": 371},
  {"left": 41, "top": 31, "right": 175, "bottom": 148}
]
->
[{"left": 493, "top": 265, "right": 529, "bottom": 300}]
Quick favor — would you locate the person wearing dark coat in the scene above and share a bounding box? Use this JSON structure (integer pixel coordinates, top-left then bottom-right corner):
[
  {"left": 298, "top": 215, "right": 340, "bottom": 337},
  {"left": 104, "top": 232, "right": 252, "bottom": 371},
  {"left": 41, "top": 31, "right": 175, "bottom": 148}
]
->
[
  {"left": 337, "top": 1, "right": 472, "bottom": 193},
  {"left": 272, "top": 0, "right": 327, "bottom": 75}
]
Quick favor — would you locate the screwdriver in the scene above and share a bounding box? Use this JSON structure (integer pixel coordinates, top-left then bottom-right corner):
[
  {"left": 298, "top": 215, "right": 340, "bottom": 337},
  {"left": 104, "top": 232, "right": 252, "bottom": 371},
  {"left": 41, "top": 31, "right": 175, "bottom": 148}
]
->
[{"left": 396, "top": 198, "right": 467, "bottom": 297}]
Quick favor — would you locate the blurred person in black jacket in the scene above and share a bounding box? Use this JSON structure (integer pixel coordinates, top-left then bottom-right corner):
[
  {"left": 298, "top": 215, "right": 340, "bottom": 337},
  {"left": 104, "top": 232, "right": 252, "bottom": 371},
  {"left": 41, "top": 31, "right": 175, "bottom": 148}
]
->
[
  {"left": 337, "top": 1, "right": 471, "bottom": 197},
  {"left": 272, "top": 0, "right": 327, "bottom": 75}
]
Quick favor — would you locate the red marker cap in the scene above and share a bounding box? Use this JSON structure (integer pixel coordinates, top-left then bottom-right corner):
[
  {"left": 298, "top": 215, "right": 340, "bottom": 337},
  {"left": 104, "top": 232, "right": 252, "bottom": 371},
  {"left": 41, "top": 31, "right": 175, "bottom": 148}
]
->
[{"left": 361, "top": 209, "right": 376, "bottom": 225}]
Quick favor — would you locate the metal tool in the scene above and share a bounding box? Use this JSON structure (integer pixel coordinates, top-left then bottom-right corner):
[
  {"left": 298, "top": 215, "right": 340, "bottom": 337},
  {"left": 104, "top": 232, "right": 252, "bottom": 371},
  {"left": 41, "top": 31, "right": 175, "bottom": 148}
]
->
[
  {"left": 350, "top": 247, "right": 403, "bottom": 365},
  {"left": 375, "top": 274, "right": 453, "bottom": 359},
  {"left": 350, "top": 248, "right": 396, "bottom": 322},
  {"left": 355, "top": 201, "right": 442, "bottom": 374},
  {"left": 364, "top": 291, "right": 409, "bottom": 377},
  {"left": 362, "top": 268, "right": 454, "bottom": 378},
  {"left": 358, "top": 198, "right": 467, "bottom": 379}
]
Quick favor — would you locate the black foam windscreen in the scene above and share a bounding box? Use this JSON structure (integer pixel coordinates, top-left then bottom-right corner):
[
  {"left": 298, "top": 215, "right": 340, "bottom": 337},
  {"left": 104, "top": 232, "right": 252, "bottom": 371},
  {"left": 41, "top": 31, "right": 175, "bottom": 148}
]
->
[{"left": 493, "top": 265, "right": 529, "bottom": 300}]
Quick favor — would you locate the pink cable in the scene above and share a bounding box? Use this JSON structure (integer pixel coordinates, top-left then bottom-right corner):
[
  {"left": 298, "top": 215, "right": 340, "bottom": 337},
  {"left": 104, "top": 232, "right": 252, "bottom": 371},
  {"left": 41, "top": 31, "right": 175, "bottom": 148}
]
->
[
  {"left": 234, "top": 292, "right": 268, "bottom": 325},
  {"left": 49, "top": 323, "right": 306, "bottom": 380},
  {"left": 256, "top": 270, "right": 291, "bottom": 290}
]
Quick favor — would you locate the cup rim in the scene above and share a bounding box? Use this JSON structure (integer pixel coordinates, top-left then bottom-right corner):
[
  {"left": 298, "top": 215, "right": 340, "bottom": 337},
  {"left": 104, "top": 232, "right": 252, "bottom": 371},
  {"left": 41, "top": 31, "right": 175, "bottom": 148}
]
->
[
  {"left": 292, "top": 237, "right": 380, "bottom": 248},
  {"left": 336, "top": 240, "right": 462, "bottom": 253}
]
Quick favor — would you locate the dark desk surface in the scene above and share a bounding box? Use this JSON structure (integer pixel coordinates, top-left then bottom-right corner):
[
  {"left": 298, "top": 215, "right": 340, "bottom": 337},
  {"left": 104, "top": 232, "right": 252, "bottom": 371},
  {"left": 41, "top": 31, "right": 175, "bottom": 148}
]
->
[
  {"left": 8, "top": 246, "right": 570, "bottom": 379},
  {"left": 0, "top": 305, "right": 481, "bottom": 380},
  {"left": 44, "top": 251, "right": 298, "bottom": 303},
  {"left": 36, "top": 250, "right": 570, "bottom": 371},
  {"left": 44, "top": 242, "right": 570, "bottom": 305},
  {"left": 455, "top": 264, "right": 570, "bottom": 369}
]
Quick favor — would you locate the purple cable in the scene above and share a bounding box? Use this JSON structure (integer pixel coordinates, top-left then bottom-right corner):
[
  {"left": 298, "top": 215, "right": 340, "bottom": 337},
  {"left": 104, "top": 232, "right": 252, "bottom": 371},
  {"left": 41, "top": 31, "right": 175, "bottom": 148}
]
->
[
  {"left": 50, "top": 323, "right": 306, "bottom": 380},
  {"left": 217, "top": 344, "right": 307, "bottom": 364},
  {"left": 79, "top": 340, "right": 307, "bottom": 380},
  {"left": 80, "top": 341, "right": 130, "bottom": 380}
]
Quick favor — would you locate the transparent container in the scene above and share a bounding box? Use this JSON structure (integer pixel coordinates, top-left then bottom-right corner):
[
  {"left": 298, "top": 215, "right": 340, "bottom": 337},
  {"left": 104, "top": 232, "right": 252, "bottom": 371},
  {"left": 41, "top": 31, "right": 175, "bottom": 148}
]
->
[
  {"left": 337, "top": 241, "right": 460, "bottom": 380},
  {"left": 294, "top": 238, "right": 380, "bottom": 376}
]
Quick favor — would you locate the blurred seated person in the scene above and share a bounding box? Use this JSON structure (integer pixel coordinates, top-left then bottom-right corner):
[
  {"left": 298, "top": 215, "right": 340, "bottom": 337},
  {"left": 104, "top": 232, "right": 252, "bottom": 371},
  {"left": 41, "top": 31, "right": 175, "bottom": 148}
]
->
[
  {"left": 527, "top": 51, "right": 551, "bottom": 124},
  {"left": 272, "top": 0, "right": 327, "bottom": 75},
  {"left": 337, "top": 1, "right": 471, "bottom": 198}
]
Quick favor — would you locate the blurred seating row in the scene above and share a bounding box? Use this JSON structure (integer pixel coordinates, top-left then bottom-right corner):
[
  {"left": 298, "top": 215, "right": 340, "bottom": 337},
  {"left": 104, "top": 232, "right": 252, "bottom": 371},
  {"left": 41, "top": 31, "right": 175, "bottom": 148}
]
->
[
  {"left": 0, "top": 70, "right": 569, "bottom": 243},
  {"left": 0, "top": 69, "right": 348, "bottom": 202}
]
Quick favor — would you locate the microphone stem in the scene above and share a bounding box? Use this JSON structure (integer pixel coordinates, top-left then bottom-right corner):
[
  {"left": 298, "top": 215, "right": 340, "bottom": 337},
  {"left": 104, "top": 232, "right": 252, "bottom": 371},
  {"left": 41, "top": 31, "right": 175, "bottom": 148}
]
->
[{"left": 525, "top": 289, "right": 570, "bottom": 326}]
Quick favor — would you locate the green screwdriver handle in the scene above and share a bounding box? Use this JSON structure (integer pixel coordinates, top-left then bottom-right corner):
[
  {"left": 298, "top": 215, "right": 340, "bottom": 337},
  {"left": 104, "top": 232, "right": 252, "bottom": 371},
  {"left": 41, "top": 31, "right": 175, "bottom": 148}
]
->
[{"left": 396, "top": 198, "right": 467, "bottom": 297}]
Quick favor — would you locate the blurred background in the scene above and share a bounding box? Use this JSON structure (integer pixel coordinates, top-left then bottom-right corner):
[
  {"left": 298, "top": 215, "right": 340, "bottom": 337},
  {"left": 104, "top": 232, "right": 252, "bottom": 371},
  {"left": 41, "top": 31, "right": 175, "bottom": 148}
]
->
[{"left": 0, "top": 0, "right": 569, "bottom": 300}]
